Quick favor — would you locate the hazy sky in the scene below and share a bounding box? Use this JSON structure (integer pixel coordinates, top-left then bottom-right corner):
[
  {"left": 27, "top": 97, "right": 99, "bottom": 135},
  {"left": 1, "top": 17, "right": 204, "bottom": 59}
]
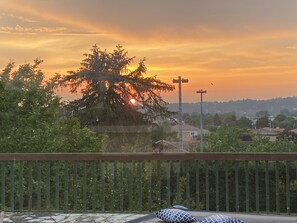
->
[{"left": 1, "top": 0, "right": 297, "bottom": 102}]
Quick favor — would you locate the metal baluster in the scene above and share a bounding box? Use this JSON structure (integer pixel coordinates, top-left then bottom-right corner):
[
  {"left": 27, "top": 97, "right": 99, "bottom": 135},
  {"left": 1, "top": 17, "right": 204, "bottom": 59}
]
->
[
  {"left": 265, "top": 161, "right": 269, "bottom": 214},
  {"left": 166, "top": 160, "right": 171, "bottom": 207},
  {"left": 244, "top": 161, "right": 249, "bottom": 213}
]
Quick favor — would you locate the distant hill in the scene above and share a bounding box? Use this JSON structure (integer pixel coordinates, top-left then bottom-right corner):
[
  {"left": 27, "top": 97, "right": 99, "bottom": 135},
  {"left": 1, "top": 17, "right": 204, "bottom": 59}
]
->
[{"left": 167, "top": 97, "right": 297, "bottom": 117}]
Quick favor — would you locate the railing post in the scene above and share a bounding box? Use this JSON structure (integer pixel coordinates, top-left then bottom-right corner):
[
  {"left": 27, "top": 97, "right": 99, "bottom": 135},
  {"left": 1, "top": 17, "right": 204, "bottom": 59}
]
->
[
  {"left": 166, "top": 160, "right": 171, "bottom": 207},
  {"left": 55, "top": 161, "right": 60, "bottom": 211},
  {"left": 176, "top": 160, "right": 181, "bottom": 204},
  {"left": 119, "top": 161, "right": 124, "bottom": 212},
  {"left": 186, "top": 161, "right": 190, "bottom": 208},
  {"left": 265, "top": 161, "right": 269, "bottom": 214},
  {"left": 147, "top": 161, "right": 152, "bottom": 212},
  {"left": 91, "top": 161, "right": 97, "bottom": 212},
  {"left": 37, "top": 161, "right": 41, "bottom": 210},
  {"left": 275, "top": 161, "right": 280, "bottom": 214},
  {"left": 28, "top": 161, "right": 32, "bottom": 211},
  {"left": 82, "top": 161, "right": 87, "bottom": 212},
  {"left": 205, "top": 161, "right": 209, "bottom": 211},
  {"left": 215, "top": 161, "right": 219, "bottom": 212},
  {"left": 19, "top": 161, "right": 23, "bottom": 211},
  {"left": 10, "top": 161, "right": 14, "bottom": 211},
  {"left": 225, "top": 161, "right": 229, "bottom": 212},
  {"left": 195, "top": 161, "right": 200, "bottom": 210},
  {"left": 286, "top": 161, "right": 290, "bottom": 215},
  {"left": 101, "top": 160, "right": 106, "bottom": 211},
  {"left": 1, "top": 162, "right": 6, "bottom": 211},
  {"left": 157, "top": 160, "right": 161, "bottom": 209},
  {"left": 235, "top": 161, "right": 239, "bottom": 212},
  {"left": 72, "top": 161, "right": 77, "bottom": 211},
  {"left": 137, "top": 161, "right": 142, "bottom": 212},
  {"left": 64, "top": 161, "right": 69, "bottom": 212},
  {"left": 244, "top": 161, "right": 249, "bottom": 213},
  {"left": 110, "top": 161, "right": 115, "bottom": 212},
  {"left": 45, "top": 161, "right": 50, "bottom": 211}
]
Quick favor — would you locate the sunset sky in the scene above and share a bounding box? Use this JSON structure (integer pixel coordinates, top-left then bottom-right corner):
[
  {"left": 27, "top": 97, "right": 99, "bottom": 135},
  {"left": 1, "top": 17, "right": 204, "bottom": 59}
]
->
[{"left": 1, "top": 0, "right": 297, "bottom": 102}]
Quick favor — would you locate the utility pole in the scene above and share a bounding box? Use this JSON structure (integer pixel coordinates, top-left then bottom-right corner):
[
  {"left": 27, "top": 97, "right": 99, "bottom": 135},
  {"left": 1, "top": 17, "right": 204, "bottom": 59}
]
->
[
  {"left": 173, "top": 76, "right": 188, "bottom": 152},
  {"left": 196, "top": 89, "right": 207, "bottom": 152}
]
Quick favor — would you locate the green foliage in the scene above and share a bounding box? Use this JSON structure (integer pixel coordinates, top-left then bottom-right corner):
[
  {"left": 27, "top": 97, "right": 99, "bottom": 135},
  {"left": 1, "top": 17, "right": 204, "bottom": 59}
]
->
[
  {"left": 182, "top": 112, "right": 199, "bottom": 127},
  {"left": 221, "top": 112, "right": 237, "bottom": 126},
  {"left": 273, "top": 114, "right": 296, "bottom": 130},
  {"left": 247, "top": 136, "right": 297, "bottom": 152},
  {"left": 0, "top": 60, "right": 106, "bottom": 152},
  {"left": 205, "top": 127, "right": 250, "bottom": 152},
  {"left": 255, "top": 116, "right": 270, "bottom": 128},
  {"left": 151, "top": 120, "right": 177, "bottom": 142},
  {"left": 41, "top": 118, "right": 107, "bottom": 152},
  {"left": 56, "top": 45, "right": 174, "bottom": 126},
  {"left": 116, "top": 133, "right": 153, "bottom": 152},
  {"left": 213, "top": 113, "right": 221, "bottom": 126},
  {"left": 182, "top": 112, "right": 253, "bottom": 130},
  {"left": 204, "top": 125, "right": 297, "bottom": 153},
  {"left": 245, "top": 136, "right": 272, "bottom": 152},
  {"left": 256, "top": 110, "right": 269, "bottom": 118},
  {"left": 236, "top": 116, "right": 253, "bottom": 128}
]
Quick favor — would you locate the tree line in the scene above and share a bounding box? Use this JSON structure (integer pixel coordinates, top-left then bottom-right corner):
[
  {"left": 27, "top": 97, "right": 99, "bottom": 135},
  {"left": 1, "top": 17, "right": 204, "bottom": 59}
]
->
[
  {"left": 0, "top": 45, "right": 174, "bottom": 152},
  {"left": 181, "top": 111, "right": 297, "bottom": 131},
  {"left": 1, "top": 44, "right": 297, "bottom": 153}
]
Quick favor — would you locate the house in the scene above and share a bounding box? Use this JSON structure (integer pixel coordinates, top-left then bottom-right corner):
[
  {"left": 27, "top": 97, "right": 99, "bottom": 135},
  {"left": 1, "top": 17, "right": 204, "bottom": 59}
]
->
[
  {"left": 153, "top": 140, "right": 194, "bottom": 152},
  {"left": 287, "top": 129, "right": 297, "bottom": 141},
  {"left": 153, "top": 140, "right": 179, "bottom": 152},
  {"left": 171, "top": 124, "right": 210, "bottom": 142},
  {"left": 251, "top": 127, "right": 284, "bottom": 141},
  {"left": 289, "top": 129, "right": 297, "bottom": 134},
  {"left": 153, "top": 124, "right": 210, "bottom": 152},
  {"left": 171, "top": 124, "right": 198, "bottom": 142}
]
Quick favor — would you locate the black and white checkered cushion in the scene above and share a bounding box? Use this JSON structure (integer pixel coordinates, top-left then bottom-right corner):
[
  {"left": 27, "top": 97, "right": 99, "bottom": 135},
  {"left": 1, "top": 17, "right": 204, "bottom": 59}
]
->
[
  {"left": 199, "top": 214, "right": 244, "bottom": 223},
  {"left": 156, "top": 208, "right": 196, "bottom": 223}
]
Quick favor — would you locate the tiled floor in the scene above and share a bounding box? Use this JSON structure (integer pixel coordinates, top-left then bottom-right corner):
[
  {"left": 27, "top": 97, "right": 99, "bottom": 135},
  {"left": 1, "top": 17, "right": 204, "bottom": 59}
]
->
[
  {"left": 2, "top": 212, "right": 146, "bottom": 223},
  {"left": 2, "top": 211, "right": 297, "bottom": 223}
]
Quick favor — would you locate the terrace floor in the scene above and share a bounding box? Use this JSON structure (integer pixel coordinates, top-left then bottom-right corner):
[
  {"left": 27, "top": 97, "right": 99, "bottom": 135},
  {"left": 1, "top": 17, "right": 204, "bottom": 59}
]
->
[
  {"left": 1, "top": 211, "right": 297, "bottom": 223},
  {"left": 1, "top": 212, "right": 145, "bottom": 223}
]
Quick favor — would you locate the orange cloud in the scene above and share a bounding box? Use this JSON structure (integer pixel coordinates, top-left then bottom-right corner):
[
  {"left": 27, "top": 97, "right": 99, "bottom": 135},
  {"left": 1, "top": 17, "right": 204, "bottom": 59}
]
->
[{"left": 1, "top": 0, "right": 297, "bottom": 102}]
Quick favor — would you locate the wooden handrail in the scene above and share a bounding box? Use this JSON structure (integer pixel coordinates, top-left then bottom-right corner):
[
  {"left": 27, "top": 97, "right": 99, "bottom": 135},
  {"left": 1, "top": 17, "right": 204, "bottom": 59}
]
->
[{"left": 0, "top": 152, "right": 296, "bottom": 161}]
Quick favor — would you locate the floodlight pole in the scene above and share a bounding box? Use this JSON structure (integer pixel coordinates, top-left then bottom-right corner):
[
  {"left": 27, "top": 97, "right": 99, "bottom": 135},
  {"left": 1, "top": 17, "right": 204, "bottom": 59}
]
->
[
  {"left": 196, "top": 89, "right": 207, "bottom": 152},
  {"left": 173, "top": 76, "right": 188, "bottom": 152}
]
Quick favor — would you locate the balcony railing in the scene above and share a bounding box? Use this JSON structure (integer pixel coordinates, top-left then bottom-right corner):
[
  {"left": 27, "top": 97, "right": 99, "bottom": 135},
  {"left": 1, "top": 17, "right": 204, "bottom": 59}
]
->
[{"left": 0, "top": 153, "right": 296, "bottom": 214}]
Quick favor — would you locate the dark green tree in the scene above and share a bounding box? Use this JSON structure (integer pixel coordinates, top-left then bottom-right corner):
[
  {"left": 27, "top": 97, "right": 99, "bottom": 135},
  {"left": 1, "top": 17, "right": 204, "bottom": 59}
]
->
[
  {"left": 213, "top": 113, "right": 221, "bottom": 126},
  {"left": 255, "top": 110, "right": 270, "bottom": 128},
  {"left": 0, "top": 60, "right": 105, "bottom": 152},
  {"left": 205, "top": 127, "right": 250, "bottom": 152},
  {"left": 280, "top": 109, "right": 291, "bottom": 116},
  {"left": 236, "top": 116, "right": 253, "bottom": 128},
  {"left": 273, "top": 114, "right": 296, "bottom": 130},
  {"left": 190, "top": 112, "right": 199, "bottom": 126},
  {"left": 56, "top": 45, "right": 174, "bottom": 126},
  {"left": 221, "top": 112, "right": 236, "bottom": 126},
  {"left": 182, "top": 113, "right": 192, "bottom": 125},
  {"left": 255, "top": 116, "right": 270, "bottom": 128},
  {"left": 204, "top": 113, "right": 214, "bottom": 130},
  {"left": 256, "top": 110, "right": 269, "bottom": 118},
  {"left": 151, "top": 119, "right": 177, "bottom": 142}
]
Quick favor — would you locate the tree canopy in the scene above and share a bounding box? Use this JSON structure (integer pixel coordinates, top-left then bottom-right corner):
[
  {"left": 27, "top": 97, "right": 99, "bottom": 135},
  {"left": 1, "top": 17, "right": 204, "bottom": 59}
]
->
[
  {"left": 0, "top": 59, "right": 106, "bottom": 152},
  {"left": 56, "top": 45, "right": 174, "bottom": 126}
]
